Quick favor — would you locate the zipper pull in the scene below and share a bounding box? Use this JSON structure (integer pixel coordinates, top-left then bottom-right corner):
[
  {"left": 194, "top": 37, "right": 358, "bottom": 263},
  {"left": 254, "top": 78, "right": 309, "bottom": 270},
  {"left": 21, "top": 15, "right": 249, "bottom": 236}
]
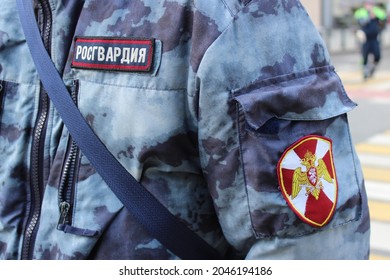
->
[{"left": 57, "top": 201, "right": 70, "bottom": 229}]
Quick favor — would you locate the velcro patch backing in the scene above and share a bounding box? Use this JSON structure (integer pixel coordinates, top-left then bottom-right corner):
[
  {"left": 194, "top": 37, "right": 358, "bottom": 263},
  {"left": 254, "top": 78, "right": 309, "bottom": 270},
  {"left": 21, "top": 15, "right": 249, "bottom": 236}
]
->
[{"left": 71, "top": 37, "right": 154, "bottom": 72}]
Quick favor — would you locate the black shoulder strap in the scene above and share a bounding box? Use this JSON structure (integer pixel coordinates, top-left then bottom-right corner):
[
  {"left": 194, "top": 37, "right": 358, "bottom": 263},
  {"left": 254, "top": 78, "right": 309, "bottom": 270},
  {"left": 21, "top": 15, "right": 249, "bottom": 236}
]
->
[{"left": 16, "top": 0, "right": 221, "bottom": 260}]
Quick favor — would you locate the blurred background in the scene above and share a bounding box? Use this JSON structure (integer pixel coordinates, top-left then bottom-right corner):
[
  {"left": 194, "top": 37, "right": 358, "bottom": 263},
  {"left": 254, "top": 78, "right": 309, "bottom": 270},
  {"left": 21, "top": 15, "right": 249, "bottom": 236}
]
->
[
  {"left": 302, "top": 0, "right": 390, "bottom": 52},
  {"left": 302, "top": 0, "right": 390, "bottom": 260}
]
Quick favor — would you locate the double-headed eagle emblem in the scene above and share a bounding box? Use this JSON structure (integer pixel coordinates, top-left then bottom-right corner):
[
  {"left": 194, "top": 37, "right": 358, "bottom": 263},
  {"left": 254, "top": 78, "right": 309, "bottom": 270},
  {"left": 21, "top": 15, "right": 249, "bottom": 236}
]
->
[{"left": 292, "top": 150, "right": 333, "bottom": 200}]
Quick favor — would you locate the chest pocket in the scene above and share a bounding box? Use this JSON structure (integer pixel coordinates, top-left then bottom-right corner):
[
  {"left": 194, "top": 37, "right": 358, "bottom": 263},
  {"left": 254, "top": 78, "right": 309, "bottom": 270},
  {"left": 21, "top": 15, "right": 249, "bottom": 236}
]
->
[
  {"left": 55, "top": 77, "right": 189, "bottom": 234},
  {"left": 56, "top": 36, "right": 203, "bottom": 237},
  {"left": 232, "top": 66, "right": 364, "bottom": 238}
]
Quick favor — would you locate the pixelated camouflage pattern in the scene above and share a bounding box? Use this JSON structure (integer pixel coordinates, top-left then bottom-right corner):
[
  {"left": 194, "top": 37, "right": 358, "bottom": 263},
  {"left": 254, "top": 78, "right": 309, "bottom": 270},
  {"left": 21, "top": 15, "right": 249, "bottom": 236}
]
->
[{"left": 0, "top": 0, "right": 369, "bottom": 259}]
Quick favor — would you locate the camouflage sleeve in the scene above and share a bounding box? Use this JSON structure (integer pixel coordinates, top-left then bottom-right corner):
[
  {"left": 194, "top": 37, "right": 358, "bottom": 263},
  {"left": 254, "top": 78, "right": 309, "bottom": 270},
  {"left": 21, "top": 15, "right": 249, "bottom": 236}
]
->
[{"left": 197, "top": 1, "right": 370, "bottom": 259}]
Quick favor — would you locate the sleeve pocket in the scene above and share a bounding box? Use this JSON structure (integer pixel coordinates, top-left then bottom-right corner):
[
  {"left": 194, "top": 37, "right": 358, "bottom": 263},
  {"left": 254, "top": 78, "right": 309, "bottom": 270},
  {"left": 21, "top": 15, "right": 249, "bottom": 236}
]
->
[{"left": 232, "top": 66, "right": 364, "bottom": 238}]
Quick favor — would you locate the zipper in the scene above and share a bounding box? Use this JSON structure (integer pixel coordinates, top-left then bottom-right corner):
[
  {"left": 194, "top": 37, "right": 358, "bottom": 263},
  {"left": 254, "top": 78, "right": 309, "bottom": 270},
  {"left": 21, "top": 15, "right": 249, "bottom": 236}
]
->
[
  {"left": 56, "top": 80, "right": 99, "bottom": 238},
  {"left": 57, "top": 140, "right": 79, "bottom": 228},
  {"left": 21, "top": 0, "right": 53, "bottom": 260},
  {"left": 57, "top": 80, "right": 80, "bottom": 229}
]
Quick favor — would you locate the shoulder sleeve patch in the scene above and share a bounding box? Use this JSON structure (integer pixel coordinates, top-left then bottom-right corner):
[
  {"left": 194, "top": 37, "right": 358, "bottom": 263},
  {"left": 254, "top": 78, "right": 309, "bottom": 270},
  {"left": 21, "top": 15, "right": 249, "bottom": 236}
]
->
[{"left": 277, "top": 135, "right": 338, "bottom": 228}]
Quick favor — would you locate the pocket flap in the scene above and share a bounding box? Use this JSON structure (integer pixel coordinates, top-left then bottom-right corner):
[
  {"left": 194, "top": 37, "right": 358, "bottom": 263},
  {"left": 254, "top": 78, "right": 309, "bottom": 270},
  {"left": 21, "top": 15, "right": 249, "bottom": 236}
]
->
[{"left": 232, "top": 66, "right": 356, "bottom": 130}]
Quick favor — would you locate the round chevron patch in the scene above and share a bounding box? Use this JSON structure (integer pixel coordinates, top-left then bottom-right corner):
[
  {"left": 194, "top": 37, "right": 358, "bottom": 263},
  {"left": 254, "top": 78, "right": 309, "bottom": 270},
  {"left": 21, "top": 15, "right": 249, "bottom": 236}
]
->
[{"left": 277, "top": 135, "right": 338, "bottom": 227}]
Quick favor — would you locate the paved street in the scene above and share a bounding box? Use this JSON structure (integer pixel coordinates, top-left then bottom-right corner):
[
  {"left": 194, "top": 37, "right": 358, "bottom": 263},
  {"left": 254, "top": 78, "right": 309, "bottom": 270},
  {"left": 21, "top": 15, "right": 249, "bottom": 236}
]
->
[{"left": 331, "top": 47, "right": 390, "bottom": 260}]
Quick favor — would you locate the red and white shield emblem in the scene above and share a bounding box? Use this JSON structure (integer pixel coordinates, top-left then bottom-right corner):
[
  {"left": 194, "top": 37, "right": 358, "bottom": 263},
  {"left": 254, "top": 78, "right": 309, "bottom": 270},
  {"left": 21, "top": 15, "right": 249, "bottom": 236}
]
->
[{"left": 277, "top": 135, "right": 338, "bottom": 227}]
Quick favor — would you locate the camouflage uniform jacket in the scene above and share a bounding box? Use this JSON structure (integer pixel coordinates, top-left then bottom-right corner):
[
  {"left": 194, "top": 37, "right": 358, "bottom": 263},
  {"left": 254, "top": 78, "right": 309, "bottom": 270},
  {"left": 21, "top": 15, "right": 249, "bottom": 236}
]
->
[{"left": 0, "top": 0, "right": 370, "bottom": 259}]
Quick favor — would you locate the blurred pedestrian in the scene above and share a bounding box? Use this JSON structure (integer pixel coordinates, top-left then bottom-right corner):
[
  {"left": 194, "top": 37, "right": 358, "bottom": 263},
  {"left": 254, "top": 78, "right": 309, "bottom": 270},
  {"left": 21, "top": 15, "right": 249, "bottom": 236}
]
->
[{"left": 354, "top": 1, "right": 387, "bottom": 79}]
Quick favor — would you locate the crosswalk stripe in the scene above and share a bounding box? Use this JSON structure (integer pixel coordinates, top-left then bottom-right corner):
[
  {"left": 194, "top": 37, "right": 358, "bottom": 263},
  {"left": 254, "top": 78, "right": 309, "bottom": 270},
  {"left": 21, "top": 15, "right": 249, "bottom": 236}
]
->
[
  {"left": 368, "top": 200, "right": 390, "bottom": 222},
  {"left": 354, "top": 130, "right": 390, "bottom": 260},
  {"left": 356, "top": 144, "right": 390, "bottom": 155},
  {"left": 370, "top": 254, "right": 390, "bottom": 260},
  {"left": 358, "top": 153, "right": 390, "bottom": 168},
  {"left": 337, "top": 65, "right": 390, "bottom": 260},
  {"left": 365, "top": 180, "right": 390, "bottom": 202},
  {"left": 363, "top": 166, "right": 390, "bottom": 182},
  {"left": 338, "top": 71, "right": 390, "bottom": 87},
  {"left": 362, "top": 166, "right": 390, "bottom": 182},
  {"left": 370, "top": 221, "right": 390, "bottom": 253},
  {"left": 365, "top": 134, "right": 390, "bottom": 145}
]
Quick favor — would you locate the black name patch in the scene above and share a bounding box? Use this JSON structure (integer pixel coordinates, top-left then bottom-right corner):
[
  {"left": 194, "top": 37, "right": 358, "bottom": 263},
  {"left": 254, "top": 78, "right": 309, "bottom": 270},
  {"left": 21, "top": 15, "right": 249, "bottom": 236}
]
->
[{"left": 71, "top": 37, "right": 154, "bottom": 72}]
